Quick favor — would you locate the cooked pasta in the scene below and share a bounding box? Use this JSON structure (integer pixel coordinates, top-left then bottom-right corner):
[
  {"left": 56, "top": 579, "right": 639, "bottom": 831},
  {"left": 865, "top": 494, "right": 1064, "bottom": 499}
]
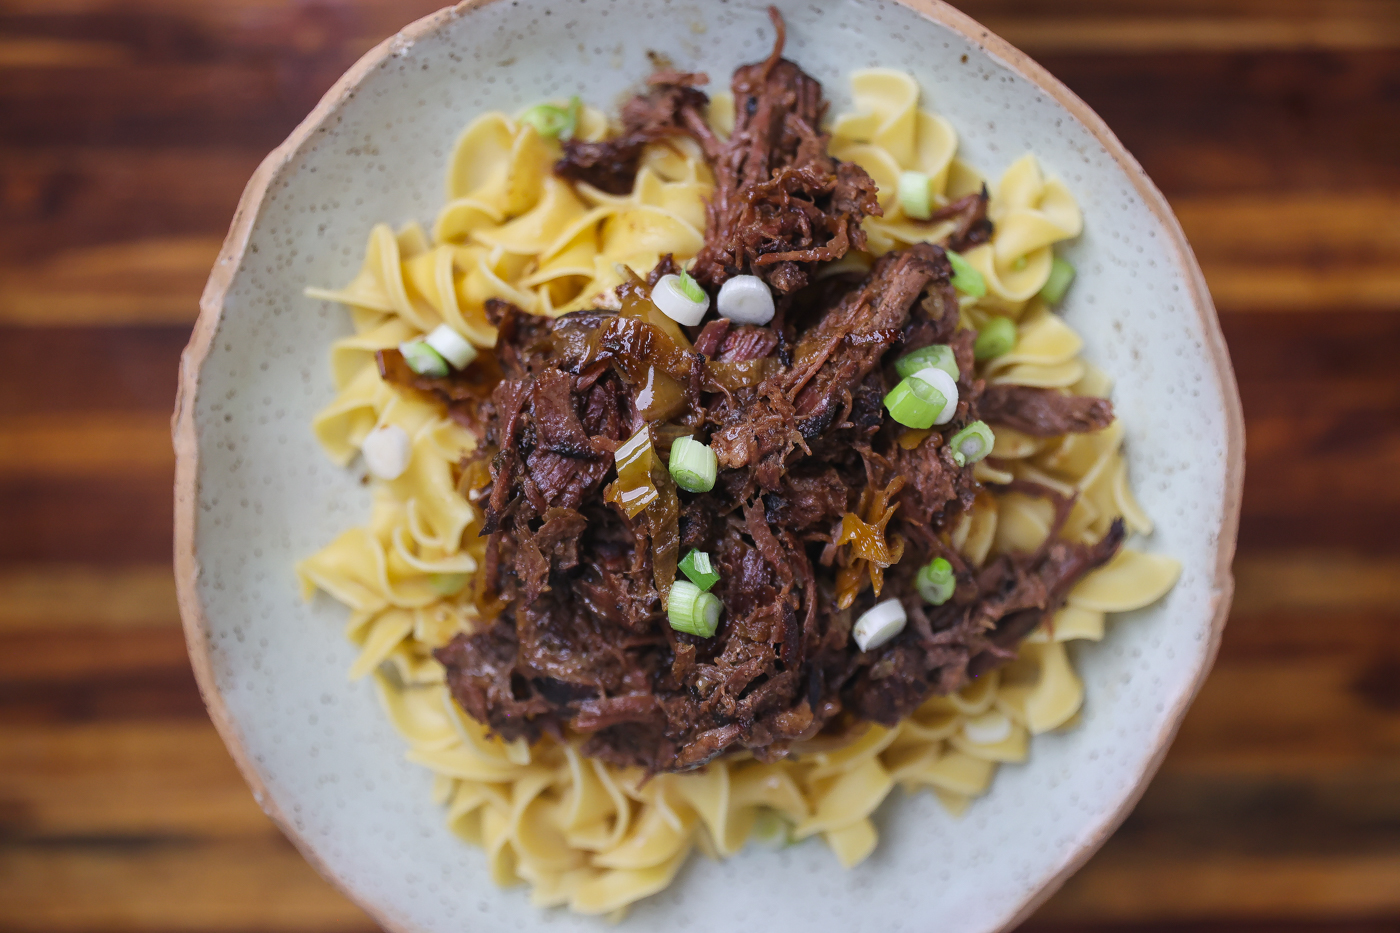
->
[{"left": 296, "top": 67, "right": 1180, "bottom": 916}]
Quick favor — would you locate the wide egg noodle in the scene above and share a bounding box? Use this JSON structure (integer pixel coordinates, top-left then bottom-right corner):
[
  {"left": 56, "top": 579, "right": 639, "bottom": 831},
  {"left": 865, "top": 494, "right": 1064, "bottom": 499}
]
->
[{"left": 296, "top": 80, "right": 1181, "bottom": 914}]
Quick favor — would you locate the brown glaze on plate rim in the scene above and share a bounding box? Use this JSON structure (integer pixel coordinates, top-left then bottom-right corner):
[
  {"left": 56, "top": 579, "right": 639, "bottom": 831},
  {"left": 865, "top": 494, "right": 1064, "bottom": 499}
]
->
[{"left": 173, "top": 1, "right": 1245, "bottom": 929}]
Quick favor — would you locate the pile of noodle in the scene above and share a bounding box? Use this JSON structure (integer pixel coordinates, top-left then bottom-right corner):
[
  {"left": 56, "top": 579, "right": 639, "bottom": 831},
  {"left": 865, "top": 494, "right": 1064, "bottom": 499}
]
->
[{"left": 296, "top": 70, "right": 1180, "bottom": 917}]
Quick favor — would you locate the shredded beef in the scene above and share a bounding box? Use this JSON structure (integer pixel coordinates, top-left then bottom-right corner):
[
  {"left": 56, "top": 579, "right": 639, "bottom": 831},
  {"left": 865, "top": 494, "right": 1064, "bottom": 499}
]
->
[
  {"left": 421, "top": 17, "right": 1127, "bottom": 774},
  {"left": 554, "top": 75, "right": 711, "bottom": 195},
  {"left": 978, "top": 384, "right": 1115, "bottom": 437}
]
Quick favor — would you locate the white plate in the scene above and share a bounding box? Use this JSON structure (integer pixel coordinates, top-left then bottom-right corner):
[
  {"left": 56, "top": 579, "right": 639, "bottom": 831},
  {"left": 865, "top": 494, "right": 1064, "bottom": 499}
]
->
[{"left": 174, "top": 2, "right": 1244, "bottom": 931}]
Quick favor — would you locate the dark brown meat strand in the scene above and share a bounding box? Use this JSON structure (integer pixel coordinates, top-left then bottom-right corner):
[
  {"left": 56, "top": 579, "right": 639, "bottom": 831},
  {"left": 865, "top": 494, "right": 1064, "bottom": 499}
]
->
[
  {"left": 687, "top": 9, "right": 881, "bottom": 295},
  {"left": 553, "top": 8, "right": 881, "bottom": 295},
  {"left": 978, "top": 383, "right": 1115, "bottom": 437},
  {"left": 555, "top": 74, "right": 711, "bottom": 195}
]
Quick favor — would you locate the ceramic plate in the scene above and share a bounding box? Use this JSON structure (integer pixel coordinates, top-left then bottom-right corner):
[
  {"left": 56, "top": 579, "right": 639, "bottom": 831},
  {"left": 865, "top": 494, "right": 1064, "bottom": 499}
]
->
[{"left": 174, "top": 2, "right": 1244, "bottom": 930}]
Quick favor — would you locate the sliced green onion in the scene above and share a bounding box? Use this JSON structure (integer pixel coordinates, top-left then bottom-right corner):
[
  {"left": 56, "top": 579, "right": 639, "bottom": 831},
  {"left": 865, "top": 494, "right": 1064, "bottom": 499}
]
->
[
  {"left": 948, "top": 420, "right": 995, "bottom": 468},
  {"left": 429, "top": 572, "right": 469, "bottom": 596},
  {"left": 668, "top": 436, "right": 717, "bottom": 493},
  {"left": 520, "top": 96, "right": 581, "bottom": 139},
  {"left": 895, "top": 344, "right": 958, "bottom": 382},
  {"left": 945, "top": 249, "right": 986, "bottom": 298},
  {"left": 898, "top": 170, "right": 932, "bottom": 220},
  {"left": 679, "top": 549, "right": 720, "bottom": 591},
  {"left": 917, "top": 557, "right": 955, "bottom": 606},
  {"left": 1038, "top": 256, "right": 1076, "bottom": 305},
  {"left": 1012, "top": 255, "right": 1028, "bottom": 272},
  {"left": 853, "top": 598, "right": 908, "bottom": 651},
  {"left": 399, "top": 340, "right": 449, "bottom": 377},
  {"left": 884, "top": 365, "right": 958, "bottom": 430},
  {"left": 668, "top": 580, "right": 722, "bottom": 637},
  {"left": 973, "top": 317, "right": 1017, "bottom": 361},
  {"left": 750, "top": 808, "right": 794, "bottom": 849},
  {"left": 676, "top": 269, "right": 706, "bottom": 303}
]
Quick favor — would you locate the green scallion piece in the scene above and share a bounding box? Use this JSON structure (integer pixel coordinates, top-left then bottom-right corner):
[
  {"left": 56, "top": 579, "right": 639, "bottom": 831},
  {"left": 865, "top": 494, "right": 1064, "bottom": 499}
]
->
[
  {"left": 973, "top": 317, "right": 1016, "bottom": 361},
  {"left": 399, "top": 340, "right": 450, "bottom": 378},
  {"left": 1012, "top": 255, "right": 1028, "bottom": 272},
  {"left": 668, "top": 436, "right": 717, "bottom": 493},
  {"left": 948, "top": 420, "right": 995, "bottom": 467},
  {"left": 917, "top": 557, "right": 955, "bottom": 606},
  {"left": 750, "top": 808, "right": 795, "bottom": 849},
  {"left": 895, "top": 344, "right": 958, "bottom": 382},
  {"left": 1038, "top": 256, "right": 1076, "bottom": 305},
  {"left": 520, "top": 96, "right": 581, "bottom": 140},
  {"left": 675, "top": 269, "right": 706, "bottom": 303},
  {"left": 668, "top": 580, "right": 722, "bottom": 637},
  {"left": 679, "top": 549, "right": 720, "bottom": 591},
  {"left": 898, "top": 170, "right": 932, "bottom": 221},
  {"left": 884, "top": 374, "right": 948, "bottom": 430},
  {"left": 945, "top": 249, "right": 986, "bottom": 298},
  {"left": 429, "top": 573, "right": 469, "bottom": 596}
]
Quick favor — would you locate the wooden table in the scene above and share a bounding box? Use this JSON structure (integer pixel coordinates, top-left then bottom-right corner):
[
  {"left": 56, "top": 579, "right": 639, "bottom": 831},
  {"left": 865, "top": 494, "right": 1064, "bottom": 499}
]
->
[{"left": 2, "top": 0, "right": 1398, "bottom": 929}]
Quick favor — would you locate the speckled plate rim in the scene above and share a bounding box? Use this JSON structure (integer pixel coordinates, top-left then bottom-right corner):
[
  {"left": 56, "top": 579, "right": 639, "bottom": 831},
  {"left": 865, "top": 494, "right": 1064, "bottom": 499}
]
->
[{"left": 173, "top": 1, "right": 1245, "bottom": 928}]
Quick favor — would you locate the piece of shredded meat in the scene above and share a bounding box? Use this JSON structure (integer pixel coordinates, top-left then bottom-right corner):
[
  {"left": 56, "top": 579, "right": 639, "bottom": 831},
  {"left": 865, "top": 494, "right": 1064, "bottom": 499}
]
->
[{"left": 386, "top": 16, "right": 1127, "bottom": 774}]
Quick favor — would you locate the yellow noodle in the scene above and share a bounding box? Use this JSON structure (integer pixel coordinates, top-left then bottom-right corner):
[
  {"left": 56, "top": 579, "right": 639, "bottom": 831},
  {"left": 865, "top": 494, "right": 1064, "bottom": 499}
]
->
[{"left": 298, "top": 71, "right": 1180, "bottom": 913}]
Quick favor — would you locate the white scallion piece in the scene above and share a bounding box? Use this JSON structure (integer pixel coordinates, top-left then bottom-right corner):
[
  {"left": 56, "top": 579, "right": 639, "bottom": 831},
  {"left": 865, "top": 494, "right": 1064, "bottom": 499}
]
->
[
  {"left": 716, "top": 274, "right": 775, "bottom": 325},
  {"left": 424, "top": 323, "right": 477, "bottom": 369},
  {"left": 361, "top": 424, "right": 412, "bottom": 480},
  {"left": 852, "top": 598, "right": 907, "bottom": 652},
  {"left": 651, "top": 272, "right": 710, "bottom": 326},
  {"left": 909, "top": 366, "right": 959, "bottom": 425},
  {"left": 963, "top": 709, "right": 1013, "bottom": 746}
]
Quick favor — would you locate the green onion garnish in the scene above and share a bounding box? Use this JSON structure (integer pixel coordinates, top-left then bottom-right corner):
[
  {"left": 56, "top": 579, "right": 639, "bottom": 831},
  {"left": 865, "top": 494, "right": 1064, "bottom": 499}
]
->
[
  {"left": 895, "top": 344, "right": 958, "bottom": 382},
  {"left": 675, "top": 269, "right": 706, "bottom": 304},
  {"left": 917, "top": 557, "right": 955, "bottom": 606},
  {"left": 399, "top": 340, "right": 450, "bottom": 377},
  {"left": 429, "top": 572, "right": 469, "bottom": 595},
  {"left": 519, "top": 96, "right": 582, "bottom": 140},
  {"left": 948, "top": 420, "right": 995, "bottom": 467},
  {"left": 668, "top": 436, "right": 717, "bottom": 493},
  {"left": 945, "top": 249, "right": 987, "bottom": 298},
  {"left": 898, "top": 170, "right": 932, "bottom": 221},
  {"left": 973, "top": 317, "right": 1016, "bottom": 361},
  {"left": 1012, "top": 255, "right": 1028, "bottom": 272},
  {"left": 750, "top": 808, "right": 794, "bottom": 848},
  {"left": 679, "top": 549, "right": 720, "bottom": 591},
  {"left": 1038, "top": 256, "right": 1076, "bottom": 305},
  {"left": 668, "top": 579, "right": 722, "bottom": 637},
  {"left": 884, "top": 367, "right": 958, "bottom": 429}
]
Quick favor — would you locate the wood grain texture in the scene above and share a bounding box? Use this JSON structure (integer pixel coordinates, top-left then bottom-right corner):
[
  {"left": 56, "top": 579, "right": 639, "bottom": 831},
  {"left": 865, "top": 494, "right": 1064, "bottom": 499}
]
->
[{"left": 0, "top": 0, "right": 1396, "bottom": 930}]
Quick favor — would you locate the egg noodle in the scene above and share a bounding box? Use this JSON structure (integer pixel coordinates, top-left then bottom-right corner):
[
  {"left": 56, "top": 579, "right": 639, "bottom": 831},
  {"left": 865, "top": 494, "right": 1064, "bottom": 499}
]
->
[{"left": 297, "top": 69, "right": 1181, "bottom": 916}]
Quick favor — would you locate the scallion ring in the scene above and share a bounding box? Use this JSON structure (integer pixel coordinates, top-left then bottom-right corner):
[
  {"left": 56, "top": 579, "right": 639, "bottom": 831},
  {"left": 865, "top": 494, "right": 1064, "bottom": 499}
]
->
[
  {"left": 895, "top": 344, "right": 958, "bottom": 382},
  {"left": 519, "top": 96, "right": 581, "bottom": 140},
  {"left": 853, "top": 598, "right": 908, "bottom": 652},
  {"left": 399, "top": 340, "right": 450, "bottom": 378},
  {"left": 973, "top": 317, "right": 1017, "bottom": 361},
  {"left": 678, "top": 549, "right": 720, "bottom": 591},
  {"left": 884, "top": 366, "right": 959, "bottom": 429},
  {"left": 429, "top": 573, "right": 469, "bottom": 596},
  {"left": 948, "top": 420, "right": 995, "bottom": 467},
  {"left": 651, "top": 272, "right": 710, "bottom": 326},
  {"left": 916, "top": 557, "right": 955, "bottom": 606},
  {"left": 668, "top": 436, "right": 717, "bottom": 493},
  {"left": 668, "top": 580, "right": 722, "bottom": 637},
  {"left": 898, "top": 170, "right": 932, "bottom": 220},
  {"left": 945, "top": 249, "right": 987, "bottom": 298},
  {"left": 1038, "top": 256, "right": 1076, "bottom": 306}
]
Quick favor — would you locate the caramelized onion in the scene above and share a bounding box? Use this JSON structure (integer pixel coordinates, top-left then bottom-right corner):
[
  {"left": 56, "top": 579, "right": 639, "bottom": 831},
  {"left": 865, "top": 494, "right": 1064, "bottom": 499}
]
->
[
  {"left": 708, "top": 358, "right": 780, "bottom": 391},
  {"left": 834, "top": 477, "right": 907, "bottom": 609}
]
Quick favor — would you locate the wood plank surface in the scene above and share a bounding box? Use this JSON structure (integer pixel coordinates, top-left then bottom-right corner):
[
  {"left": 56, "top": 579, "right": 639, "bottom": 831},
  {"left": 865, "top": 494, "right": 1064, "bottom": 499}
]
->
[{"left": 1, "top": 0, "right": 1397, "bottom": 930}]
